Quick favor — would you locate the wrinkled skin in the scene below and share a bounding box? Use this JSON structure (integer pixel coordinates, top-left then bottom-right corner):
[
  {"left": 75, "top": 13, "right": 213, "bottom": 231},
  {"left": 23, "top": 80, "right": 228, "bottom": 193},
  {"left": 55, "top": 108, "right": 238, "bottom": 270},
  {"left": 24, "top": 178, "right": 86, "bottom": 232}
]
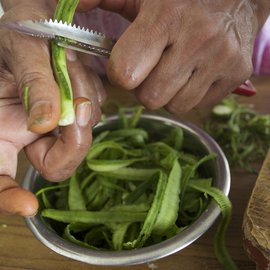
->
[
  {"left": 78, "top": 0, "right": 268, "bottom": 112},
  {"left": 0, "top": 1, "right": 105, "bottom": 215},
  {"left": 0, "top": 0, "right": 269, "bottom": 216}
]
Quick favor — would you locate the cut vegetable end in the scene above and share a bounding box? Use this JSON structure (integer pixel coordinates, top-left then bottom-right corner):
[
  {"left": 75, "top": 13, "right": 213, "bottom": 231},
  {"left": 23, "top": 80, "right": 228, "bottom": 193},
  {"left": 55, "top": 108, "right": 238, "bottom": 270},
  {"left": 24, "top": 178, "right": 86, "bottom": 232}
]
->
[
  {"left": 58, "top": 98, "right": 75, "bottom": 126},
  {"left": 58, "top": 111, "right": 75, "bottom": 126},
  {"left": 212, "top": 105, "right": 233, "bottom": 116}
]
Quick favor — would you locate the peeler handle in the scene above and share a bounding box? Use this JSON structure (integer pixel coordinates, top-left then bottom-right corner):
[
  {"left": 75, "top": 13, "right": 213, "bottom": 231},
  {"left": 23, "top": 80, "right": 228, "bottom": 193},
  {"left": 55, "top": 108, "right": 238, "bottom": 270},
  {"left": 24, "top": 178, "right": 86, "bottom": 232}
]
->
[{"left": 232, "top": 80, "right": 256, "bottom": 96}]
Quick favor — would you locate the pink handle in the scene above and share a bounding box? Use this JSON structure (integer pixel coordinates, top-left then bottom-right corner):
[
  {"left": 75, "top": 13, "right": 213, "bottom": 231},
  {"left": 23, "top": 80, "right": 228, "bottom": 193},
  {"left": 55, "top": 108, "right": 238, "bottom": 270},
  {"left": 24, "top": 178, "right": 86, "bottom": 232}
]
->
[{"left": 233, "top": 80, "right": 257, "bottom": 96}]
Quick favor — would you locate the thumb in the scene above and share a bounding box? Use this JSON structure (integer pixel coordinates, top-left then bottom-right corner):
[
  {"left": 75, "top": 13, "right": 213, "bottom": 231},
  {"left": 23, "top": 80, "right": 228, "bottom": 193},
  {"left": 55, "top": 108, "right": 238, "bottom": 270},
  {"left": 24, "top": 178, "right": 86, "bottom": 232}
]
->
[
  {"left": 0, "top": 27, "right": 60, "bottom": 134},
  {"left": 0, "top": 175, "right": 38, "bottom": 216},
  {"left": 0, "top": 141, "right": 38, "bottom": 216}
]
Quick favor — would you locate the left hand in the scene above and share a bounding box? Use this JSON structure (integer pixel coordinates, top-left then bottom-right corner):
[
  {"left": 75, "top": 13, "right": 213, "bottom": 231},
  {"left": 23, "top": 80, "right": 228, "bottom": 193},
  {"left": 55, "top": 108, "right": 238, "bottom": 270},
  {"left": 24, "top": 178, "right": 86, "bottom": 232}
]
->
[
  {"left": 0, "top": 49, "right": 105, "bottom": 216},
  {"left": 0, "top": 1, "right": 105, "bottom": 216}
]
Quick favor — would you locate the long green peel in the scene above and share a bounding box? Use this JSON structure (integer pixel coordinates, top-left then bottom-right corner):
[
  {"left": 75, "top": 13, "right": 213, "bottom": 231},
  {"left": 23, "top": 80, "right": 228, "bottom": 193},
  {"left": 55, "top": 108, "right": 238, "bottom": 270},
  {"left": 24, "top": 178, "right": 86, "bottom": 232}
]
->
[
  {"left": 52, "top": 0, "right": 79, "bottom": 125},
  {"left": 190, "top": 183, "right": 237, "bottom": 270}
]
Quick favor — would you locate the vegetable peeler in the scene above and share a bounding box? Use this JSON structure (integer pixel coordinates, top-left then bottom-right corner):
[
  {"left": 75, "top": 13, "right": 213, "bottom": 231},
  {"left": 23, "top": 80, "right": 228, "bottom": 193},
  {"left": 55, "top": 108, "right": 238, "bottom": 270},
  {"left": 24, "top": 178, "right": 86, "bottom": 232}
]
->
[
  {"left": 0, "top": 19, "right": 256, "bottom": 96},
  {"left": 0, "top": 19, "right": 115, "bottom": 57}
]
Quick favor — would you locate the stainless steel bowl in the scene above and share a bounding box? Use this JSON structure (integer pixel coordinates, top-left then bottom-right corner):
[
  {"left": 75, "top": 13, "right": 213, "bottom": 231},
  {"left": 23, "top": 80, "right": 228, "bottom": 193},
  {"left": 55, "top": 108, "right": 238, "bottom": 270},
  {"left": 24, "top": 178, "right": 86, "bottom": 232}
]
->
[{"left": 22, "top": 112, "right": 230, "bottom": 266}]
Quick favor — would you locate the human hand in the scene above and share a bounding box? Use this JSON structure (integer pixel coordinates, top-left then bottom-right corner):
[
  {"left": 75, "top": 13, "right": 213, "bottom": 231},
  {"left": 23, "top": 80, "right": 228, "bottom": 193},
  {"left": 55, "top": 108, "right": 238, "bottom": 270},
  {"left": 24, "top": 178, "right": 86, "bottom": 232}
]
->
[
  {"left": 0, "top": 1, "right": 105, "bottom": 216},
  {"left": 78, "top": 0, "right": 269, "bottom": 113}
]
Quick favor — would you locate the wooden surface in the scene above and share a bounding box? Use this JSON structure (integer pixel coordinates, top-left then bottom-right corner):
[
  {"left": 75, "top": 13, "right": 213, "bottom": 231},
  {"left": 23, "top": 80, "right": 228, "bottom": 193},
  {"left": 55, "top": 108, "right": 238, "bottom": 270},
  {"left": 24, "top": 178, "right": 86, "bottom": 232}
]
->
[
  {"left": 243, "top": 149, "right": 270, "bottom": 269},
  {"left": 0, "top": 76, "right": 269, "bottom": 270}
]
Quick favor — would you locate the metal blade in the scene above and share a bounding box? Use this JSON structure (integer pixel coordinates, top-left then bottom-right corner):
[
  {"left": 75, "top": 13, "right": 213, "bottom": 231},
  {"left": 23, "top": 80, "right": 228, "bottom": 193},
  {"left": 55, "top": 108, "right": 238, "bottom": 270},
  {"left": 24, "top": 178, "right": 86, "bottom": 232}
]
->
[
  {"left": 55, "top": 36, "right": 111, "bottom": 57},
  {"left": 0, "top": 19, "right": 115, "bottom": 51},
  {"left": 0, "top": 21, "right": 54, "bottom": 39}
]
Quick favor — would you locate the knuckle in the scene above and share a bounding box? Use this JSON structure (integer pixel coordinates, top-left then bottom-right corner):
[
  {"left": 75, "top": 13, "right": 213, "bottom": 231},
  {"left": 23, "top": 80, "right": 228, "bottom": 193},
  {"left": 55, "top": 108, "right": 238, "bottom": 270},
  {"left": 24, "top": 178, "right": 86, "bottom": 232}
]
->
[
  {"left": 17, "top": 70, "right": 49, "bottom": 92},
  {"left": 0, "top": 30, "right": 51, "bottom": 93},
  {"left": 107, "top": 62, "right": 139, "bottom": 90},
  {"left": 75, "top": 142, "right": 91, "bottom": 153},
  {"left": 41, "top": 144, "right": 90, "bottom": 182},
  {"left": 136, "top": 89, "right": 163, "bottom": 110},
  {"left": 66, "top": 139, "right": 91, "bottom": 157}
]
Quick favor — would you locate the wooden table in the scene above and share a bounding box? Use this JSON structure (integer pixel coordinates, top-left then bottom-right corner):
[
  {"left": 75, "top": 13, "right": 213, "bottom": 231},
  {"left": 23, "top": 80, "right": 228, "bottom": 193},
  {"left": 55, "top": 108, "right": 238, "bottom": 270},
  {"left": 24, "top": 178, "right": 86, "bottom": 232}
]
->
[{"left": 0, "top": 76, "right": 269, "bottom": 270}]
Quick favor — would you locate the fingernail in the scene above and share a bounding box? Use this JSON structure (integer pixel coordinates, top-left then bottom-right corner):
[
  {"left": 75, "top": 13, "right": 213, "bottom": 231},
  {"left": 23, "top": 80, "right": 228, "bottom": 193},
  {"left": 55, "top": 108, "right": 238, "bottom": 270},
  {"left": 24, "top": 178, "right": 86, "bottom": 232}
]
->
[
  {"left": 66, "top": 49, "right": 77, "bottom": 62},
  {"left": 28, "top": 101, "right": 52, "bottom": 128},
  {"left": 76, "top": 101, "right": 92, "bottom": 127}
]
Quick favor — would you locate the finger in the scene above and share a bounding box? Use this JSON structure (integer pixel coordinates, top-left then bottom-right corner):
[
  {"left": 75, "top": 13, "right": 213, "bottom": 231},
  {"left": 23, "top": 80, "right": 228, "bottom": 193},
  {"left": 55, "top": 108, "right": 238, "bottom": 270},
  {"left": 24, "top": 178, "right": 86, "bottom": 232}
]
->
[
  {"left": 0, "top": 10, "right": 60, "bottom": 134},
  {"left": 24, "top": 52, "right": 102, "bottom": 181},
  {"left": 134, "top": 44, "right": 194, "bottom": 110},
  {"left": 106, "top": 4, "right": 169, "bottom": 89},
  {"left": 24, "top": 98, "right": 92, "bottom": 182},
  {"left": 0, "top": 175, "right": 38, "bottom": 216},
  {"left": 66, "top": 49, "right": 105, "bottom": 126},
  {"left": 165, "top": 67, "right": 215, "bottom": 115},
  {"left": 0, "top": 141, "right": 38, "bottom": 216},
  {"left": 134, "top": 21, "right": 226, "bottom": 111},
  {"left": 1, "top": 34, "right": 60, "bottom": 134},
  {"left": 196, "top": 78, "right": 249, "bottom": 110},
  {"left": 164, "top": 33, "right": 250, "bottom": 114},
  {"left": 195, "top": 80, "right": 233, "bottom": 109},
  {"left": 196, "top": 56, "right": 254, "bottom": 109}
]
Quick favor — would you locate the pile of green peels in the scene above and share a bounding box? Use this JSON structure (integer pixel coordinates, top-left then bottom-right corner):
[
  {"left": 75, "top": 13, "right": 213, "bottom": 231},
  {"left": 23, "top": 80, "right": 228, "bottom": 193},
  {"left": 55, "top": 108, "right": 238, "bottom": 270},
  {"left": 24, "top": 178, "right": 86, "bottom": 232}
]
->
[
  {"left": 36, "top": 107, "right": 236, "bottom": 269},
  {"left": 205, "top": 96, "right": 270, "bottom": 173}
]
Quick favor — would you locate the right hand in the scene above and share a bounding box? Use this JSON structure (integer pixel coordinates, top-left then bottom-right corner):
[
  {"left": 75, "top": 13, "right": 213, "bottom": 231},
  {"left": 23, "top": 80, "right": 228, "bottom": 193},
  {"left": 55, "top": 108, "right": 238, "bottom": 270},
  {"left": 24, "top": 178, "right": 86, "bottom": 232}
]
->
[
  {"left": 0, "top": 1, "right": 106, "bottom": 216},
  {"left": 78, "top": 0, "right": 268, "bottom": 113}
]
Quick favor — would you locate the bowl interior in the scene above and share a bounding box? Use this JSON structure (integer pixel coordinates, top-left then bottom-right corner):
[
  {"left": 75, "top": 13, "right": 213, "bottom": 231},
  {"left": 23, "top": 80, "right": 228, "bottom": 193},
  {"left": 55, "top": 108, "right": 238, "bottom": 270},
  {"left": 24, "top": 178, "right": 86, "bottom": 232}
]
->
[{"left": 22, "top": 113, "right": 230, "bottom": 266}]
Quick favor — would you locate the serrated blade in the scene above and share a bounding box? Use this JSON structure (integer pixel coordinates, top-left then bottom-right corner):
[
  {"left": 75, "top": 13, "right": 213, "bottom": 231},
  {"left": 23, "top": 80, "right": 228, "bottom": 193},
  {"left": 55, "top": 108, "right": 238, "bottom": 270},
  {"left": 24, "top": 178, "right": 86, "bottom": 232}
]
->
[{"left": 0, "top": 19, "right": 115, "bottom": 56}]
